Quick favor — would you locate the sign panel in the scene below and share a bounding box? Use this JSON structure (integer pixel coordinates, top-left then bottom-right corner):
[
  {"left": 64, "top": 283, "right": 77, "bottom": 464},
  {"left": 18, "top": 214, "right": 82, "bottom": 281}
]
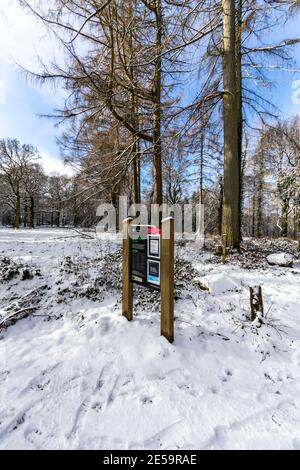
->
[
  {"left": 148, "top": 236, "right": 160, "bottom": 259},
  {"left": 131, "top": 237, "right": 147, "bottom": 286},
  {"left": 147, "top": 259, "right": 161, "bottom": 287}
]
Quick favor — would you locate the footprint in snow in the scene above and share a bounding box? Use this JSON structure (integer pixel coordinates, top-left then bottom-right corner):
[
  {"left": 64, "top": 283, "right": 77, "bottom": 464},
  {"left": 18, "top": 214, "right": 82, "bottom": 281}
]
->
[
  {"left": 100, "top": 316, "right": 111, "bottom": 335},
  {"left": 30, "top": 379, "right": 51, "bottom": 392},
  {"left": 24, "top": 425, "right": 59, "bottom": 450},
  {"left": 67, "top": 366, "right": 119, "bottom": 440},
  {"left": 140, "top": 395, "right": 153, "bottom": 405},
  {"left": 11, "top": 413, "right": 26, "bottom": 432},
  {"left": 293, "top": 438, "right": 300, "bottom": 450},
  {"left": 24, "top": 426, "right": 43, "bottom": 449},
  {"left": 222, "top": 369, "right": 233, "bottom": 383},
  {"left": 0, "top": 370, "right": 10, "bottom": 385},
  {"left": 91, "top": 401, "right": 102, "bottom": 412},
  {"left": 85, "top": 326, "right": 94, "bottom": 340},
  {"left": 177, "top": 383, "right": 198, "bottom": 397},
  {"left": 210, "top": 426, "right": 228, "bottom": 449}
]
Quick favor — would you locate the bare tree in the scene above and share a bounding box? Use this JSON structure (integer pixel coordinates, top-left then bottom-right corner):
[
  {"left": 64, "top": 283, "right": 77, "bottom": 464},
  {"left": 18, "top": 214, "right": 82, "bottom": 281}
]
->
[
  {"left": 23, "top": 163, "right": 47, "bottom": 228},
  {"left": 0, "top": 139, "right": 39, "bottom": 228}
]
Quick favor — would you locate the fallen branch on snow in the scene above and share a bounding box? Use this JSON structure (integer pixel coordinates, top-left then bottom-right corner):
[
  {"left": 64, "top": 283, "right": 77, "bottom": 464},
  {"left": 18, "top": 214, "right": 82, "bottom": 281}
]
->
[{"left": 0, "top": 285, "right": 48, "bottom": 330}]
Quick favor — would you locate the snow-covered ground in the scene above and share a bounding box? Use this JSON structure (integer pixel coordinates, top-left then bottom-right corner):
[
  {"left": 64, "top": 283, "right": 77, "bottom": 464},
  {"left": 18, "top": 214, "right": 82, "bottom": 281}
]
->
[{"left": 0, "top": 228, "right": 300, "bottom": 450}]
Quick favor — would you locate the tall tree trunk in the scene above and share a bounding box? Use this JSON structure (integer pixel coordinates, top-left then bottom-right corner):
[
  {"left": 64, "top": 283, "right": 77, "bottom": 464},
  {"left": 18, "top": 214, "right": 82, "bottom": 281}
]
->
[
  {"left": 252, "top": 184, "right": 256, "bottom": 238},
  {"left": 73, "top": 204, "right": 79, "bottom": 227},
  {"left": 152, "top": 0, "right": 163, "bottom": 207},
  {"left": 236, "top": 0, "right": 243, "bottom": 242},
  {"left": 199, "top": 131, "right": 204, "bottom": 206},
  {"left": 137, "top": 140, "right": 141, "bottom": 203},
  {"left": 255, "top": 150, "right": 264, "bottom": 238},
  {"left": 23, "top": 202, "right": 28, "bottom": 228},
  {"left": 129, "top": 0, "right": 141, "bottom": 205},
  {"left": 221, "top": 0, "right": 240, "bottom": 249},
  {"left": 29, "top": 196, "right": 34, "bottom": 229},
  {"left": 111, "top": 190, "right": 120, "bottom": 232},
  {"left": 132, "top": 152, "right": 140, "bottom": 204},
  {"left": 297, "top": 207, "right": 300, "bottom": 240},
  {"left": 56, "top": 211, "right": 60, "bottom": 227},
  {"left": 14, "top": 192, "right": 21, "bottom": 229},
  {"left": 255, "top": 191, "right": 263, "bottom": 238},
  {"left": 72, "top": 186, "right": 79, "bottom": 227},
  {"left": 281, "top": 201, "right": 289, "bottom": 237},
  {"left": 131, "top": 100, "right": 141, "bottom": 205},
  {"left": 218, "top": 176, "right": 224, "bottom": 236}
]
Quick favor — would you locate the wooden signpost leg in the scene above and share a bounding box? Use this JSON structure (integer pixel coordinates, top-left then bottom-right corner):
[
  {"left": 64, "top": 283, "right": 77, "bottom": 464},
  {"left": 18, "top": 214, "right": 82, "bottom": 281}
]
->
[
  {"left": 161, "top": 217, "right": 175, "bottom": 343},
  {"left": 122, "top": 218, "right": 133, "bottom": 321}
]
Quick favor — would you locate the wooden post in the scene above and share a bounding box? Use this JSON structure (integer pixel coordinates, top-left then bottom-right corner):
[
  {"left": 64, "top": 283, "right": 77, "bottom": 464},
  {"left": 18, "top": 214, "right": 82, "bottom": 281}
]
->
[
  {"left": 122, "top": 217, "right": 133, "bottom": 321},
  {"left": 250, "top": 286, "right": 264, "bottom": 322},
  {"left": 161, "top": 217, "right": 174, "bottom": 343}
]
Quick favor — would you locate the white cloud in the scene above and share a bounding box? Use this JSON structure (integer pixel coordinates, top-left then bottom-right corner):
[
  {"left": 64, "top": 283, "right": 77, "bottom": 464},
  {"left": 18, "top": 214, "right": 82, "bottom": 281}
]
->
[
  {"left": 39, "top": 148, "right": 74, "bottom": 176},
  {"left": 0, "top": 0, "right": 65, "bottom": 106},
  {"left": 0, "top": 1, "right": 59, "bottom": 66}
]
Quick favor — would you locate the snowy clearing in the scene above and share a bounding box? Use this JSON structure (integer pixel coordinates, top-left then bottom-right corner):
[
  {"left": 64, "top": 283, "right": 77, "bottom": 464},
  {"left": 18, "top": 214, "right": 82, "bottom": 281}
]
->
[{"left": 0, "top": 228, "right": 300, "bottom": 450}]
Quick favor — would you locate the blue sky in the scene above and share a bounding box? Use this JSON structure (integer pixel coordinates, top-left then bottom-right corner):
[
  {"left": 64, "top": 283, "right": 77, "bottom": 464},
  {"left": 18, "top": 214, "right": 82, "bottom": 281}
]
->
[
  {"left": 265, "top": 14, "right": 300, "bottom": 118},
  {"left": 0, "top": 0, "right": 300, "bottom": 176},
  {"left": 0, "top": 0, "right": 69, "bottom": 175},
  {"left": 0, "top": 73, "right": 67, "bottom": 172}
]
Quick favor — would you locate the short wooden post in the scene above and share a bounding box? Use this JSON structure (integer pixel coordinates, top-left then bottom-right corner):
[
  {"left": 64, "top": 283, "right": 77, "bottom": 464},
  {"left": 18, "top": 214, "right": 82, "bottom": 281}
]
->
[
  {"left": 122, "top": 217, "right": 133, "bottom": 321},
  {"left": 161, "top": 217, "right": 175, "bottom": 343},
  {"left": 250, "top": 286, "right": 264, "bottom": 322}
]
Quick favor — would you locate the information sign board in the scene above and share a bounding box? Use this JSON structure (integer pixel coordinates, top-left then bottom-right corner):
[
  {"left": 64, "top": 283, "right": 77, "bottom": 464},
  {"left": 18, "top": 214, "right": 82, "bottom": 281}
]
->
[{"left": 130, "top": 225, "right": 161, "bottom": 289}]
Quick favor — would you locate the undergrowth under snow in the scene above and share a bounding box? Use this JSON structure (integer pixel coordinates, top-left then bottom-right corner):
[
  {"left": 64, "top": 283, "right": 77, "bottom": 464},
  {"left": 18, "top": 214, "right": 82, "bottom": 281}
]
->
[{"left": 0, "top": 228, "right": 300, "bottom": 450}]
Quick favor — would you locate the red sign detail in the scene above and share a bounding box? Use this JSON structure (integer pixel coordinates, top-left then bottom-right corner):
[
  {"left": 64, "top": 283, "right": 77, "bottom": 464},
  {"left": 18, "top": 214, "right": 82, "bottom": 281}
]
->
[{"left": 148, "top": 227, "right": 161, "bottom": 235}]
